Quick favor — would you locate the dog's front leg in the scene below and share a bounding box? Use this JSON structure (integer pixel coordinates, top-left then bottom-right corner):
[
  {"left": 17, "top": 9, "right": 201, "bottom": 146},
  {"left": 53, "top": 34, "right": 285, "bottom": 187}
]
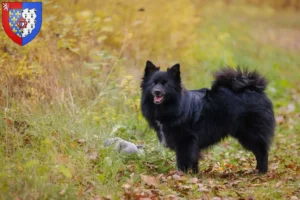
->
[{"left": 175, "top": 139, "right": 199, "bottom": 173}]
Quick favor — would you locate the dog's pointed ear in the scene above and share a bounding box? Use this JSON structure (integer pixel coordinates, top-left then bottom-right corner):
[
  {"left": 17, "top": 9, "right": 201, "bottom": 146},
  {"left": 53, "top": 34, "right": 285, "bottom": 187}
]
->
[
  {"left": 167, "top": 63, "right": 181, "bottom": 81},
  {"left": 144, "top": 60, "right": 159, "bottom": 77}
]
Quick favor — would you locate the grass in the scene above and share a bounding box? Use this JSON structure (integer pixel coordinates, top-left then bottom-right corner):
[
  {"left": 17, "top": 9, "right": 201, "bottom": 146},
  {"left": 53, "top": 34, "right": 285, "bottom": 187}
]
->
[{"left": 0, "top": 1, "right": 300, "bottom": 199}]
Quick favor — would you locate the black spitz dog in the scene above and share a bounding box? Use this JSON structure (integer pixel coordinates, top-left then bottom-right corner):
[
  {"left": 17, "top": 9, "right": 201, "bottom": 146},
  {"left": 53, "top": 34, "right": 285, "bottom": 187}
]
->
[{"left": 141, "top": 61, "right": 275, "bottom": 173}]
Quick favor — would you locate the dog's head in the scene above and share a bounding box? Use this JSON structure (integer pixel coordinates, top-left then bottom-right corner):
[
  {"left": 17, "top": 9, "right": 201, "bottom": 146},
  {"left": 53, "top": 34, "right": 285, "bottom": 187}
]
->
[{"left": 141, "top": 60, "right": 182, "bottom": 105}]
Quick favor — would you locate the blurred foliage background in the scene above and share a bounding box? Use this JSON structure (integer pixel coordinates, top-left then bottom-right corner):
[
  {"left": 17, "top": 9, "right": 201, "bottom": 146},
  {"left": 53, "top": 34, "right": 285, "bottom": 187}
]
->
[
  {"left": 1, "top": 0, "right": 300, "bottom": 107},
  {"left": 0, "top": 0, "right": 300, "bottom": 199}
]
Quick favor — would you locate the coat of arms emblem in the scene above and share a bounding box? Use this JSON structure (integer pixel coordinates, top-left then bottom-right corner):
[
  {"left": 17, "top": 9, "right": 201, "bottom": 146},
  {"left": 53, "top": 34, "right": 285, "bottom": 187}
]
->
[{"left": 2, "top": 2, "right": 42, "bottom": 46}]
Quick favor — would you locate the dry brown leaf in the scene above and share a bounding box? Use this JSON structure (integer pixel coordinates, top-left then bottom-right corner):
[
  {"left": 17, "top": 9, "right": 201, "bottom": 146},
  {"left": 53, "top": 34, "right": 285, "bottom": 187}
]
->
[
  {"left": 128, "top": 164, "right": 135, "bottom": 172},
  {"left": 276, "top": 115, "right": 285, "bottom": 124},
  {"left": 275, "top": 181, "right": 283, "bottom": 188},
  {"left": 103, "top": 196, "right": 111, "bottom": 200},
  {"left": 77, "top": 139, "right": 86, "bottom": 145},
  {"left": 89, "top": 196, "right": 102, "bottom": 200},
  {"left": 59, "top": 184, "right": 68, "bottom": 195},
  {"left": 88, "top": 152, "right": 98, "bottom": 160},
  {"left": 122, "top": 183, "right": 131, "bottom": 189},
  {"left": 140, "top": 175, "right": 159, "bottom": 186},
  {"left": 287, "top": 103, "right": 296, "bottom": 113},
  {"left": 172, "top": 174, "right": 181, "bottom": 181},
  {"left": 286, "top": 163, "right": 296, "bottom": 169},
  {"left": 157, "top": 174, "right": 164, "bottom": 180},
  {"left": 270, "top": 163, "right": 279, "bottom": 170},
  {"left": 188, "top": 177, "right": 198, "bottom": 184},
  {"left": 181, "top": 185, "right": 192, "bottom": 190},
  {"left": 167, "top": 194, "right": 179, "bottom": 200},
  {"left": 247, "top": 194, "right": 255, "bottom": 200},
  {"left": 168, "top": 170, "right": 184, "bottom": 176},
  {"left": 197, "top": 183, "right": 209, "bottom": 192},
  {"left": 225, "top": 163, "right": 232, "bottom": 168},
  {"left": 3, "top": 117, "right": 14, "bottom": 126},
  {"left": 228, "top": 180, "right": 242, "bottom": 187}
]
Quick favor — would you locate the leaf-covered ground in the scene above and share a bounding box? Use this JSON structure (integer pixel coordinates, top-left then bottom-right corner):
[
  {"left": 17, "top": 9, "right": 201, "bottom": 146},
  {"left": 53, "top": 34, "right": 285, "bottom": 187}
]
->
[{"left": 0, "top": 1, "right": 299, "bottom": 199}]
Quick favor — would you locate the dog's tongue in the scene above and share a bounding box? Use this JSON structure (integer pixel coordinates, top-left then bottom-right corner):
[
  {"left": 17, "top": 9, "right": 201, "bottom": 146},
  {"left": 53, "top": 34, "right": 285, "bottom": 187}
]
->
[{"left": 154, "top": 96, "right": 163, "bottom": 103}]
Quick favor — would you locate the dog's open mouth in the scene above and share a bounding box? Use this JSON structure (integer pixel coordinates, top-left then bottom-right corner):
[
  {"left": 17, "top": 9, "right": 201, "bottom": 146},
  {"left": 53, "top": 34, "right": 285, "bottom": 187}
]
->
[{"left": 154, "top": 95, "right": 164, "bottom": 104}]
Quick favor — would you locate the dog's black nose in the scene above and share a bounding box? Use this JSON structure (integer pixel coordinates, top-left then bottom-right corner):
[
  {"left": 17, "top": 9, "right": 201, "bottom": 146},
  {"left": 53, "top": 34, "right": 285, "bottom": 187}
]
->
[{"left": 153, "top": 89, "right": 162, "bottom": 96}]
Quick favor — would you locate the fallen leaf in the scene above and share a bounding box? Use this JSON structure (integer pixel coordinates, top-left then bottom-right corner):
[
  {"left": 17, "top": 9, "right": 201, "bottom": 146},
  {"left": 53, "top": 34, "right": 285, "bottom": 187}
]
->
[
  {"left": 225, "top": 163, "right": 232, "bottom": 168},
  {"left": 286, "top": 163, "right": 296, "bottom": 169},
  {"left": 247, "top": 194, "right": 255, "bottom": 200},
  {"left": 275, "top": 181, "right": 283, "bottom": 188},
  {"left": 122, "top": 183, "right": 131, "bottom": 189},
  {"left": 145, "top": 162, "right": 157, "bottom": 170},
  {"left": 85, "top": 182, "right": 94, "bottom": 193},
  {"left": 59, "top": 184, "right": 68, "bottom": 195},
  {"left": 168, "top": 170, "right": 185, "bottom": 176},
  {"left": 102, "top": 195, "right": 111, "bottom": 200},
  {"left": 127, "top": 164, "right": 135, "bottom": 172},
  {"left": 197, "top": 183, "right": 209, "bottom": 192},
  {"left": 228, "top": 180, "right": 242, "bottom": 187},
  {"left": 188, "top": 177, "right": 198, "bottom": 184},
  {"left": 3, "top": 117, "right": 14, "bottom": 126},
  {"left": 77, "top": 139, "right": 86, "bottom": 145},
  {"left": 276, "top": 115, "right": 285, "bottom": 124},
  {"left": 270, "top": 163, "right": 279, "bottom": 170},
  {"left": 88, "top": 196, "right": 102, "bottom": 200},
  {"left": 204, "top": 165, "right": 213, "bottom": 173},
  {"left": 172, "top": 174, "right": 181, "bottom": 181},
  {"left": 166, "top": 194, "right": 179, "bottom": 200},
  {"left": 140, "top": 175, "right": 159, "bottom": 186},
  {"left": 287, "top": 103, "right": 295, "bottom": 113},
  {"left": 89, "top": 152, "right": 98, "bottom": 160}
]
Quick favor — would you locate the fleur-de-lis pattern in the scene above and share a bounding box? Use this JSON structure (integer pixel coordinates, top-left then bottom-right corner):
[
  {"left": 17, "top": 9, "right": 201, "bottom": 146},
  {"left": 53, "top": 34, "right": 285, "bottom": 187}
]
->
[
  {"left": 9, "top": 9, "right": 23, "bottom": 37},
  {"left": 8, "top": 8, "right": 37, "bottom": 38}
]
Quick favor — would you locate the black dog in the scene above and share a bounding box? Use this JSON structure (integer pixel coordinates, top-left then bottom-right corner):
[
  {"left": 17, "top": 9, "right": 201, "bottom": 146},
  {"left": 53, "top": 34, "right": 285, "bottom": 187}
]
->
[{"left": 140, "top": 61, "right": 275, "bottom": 173}]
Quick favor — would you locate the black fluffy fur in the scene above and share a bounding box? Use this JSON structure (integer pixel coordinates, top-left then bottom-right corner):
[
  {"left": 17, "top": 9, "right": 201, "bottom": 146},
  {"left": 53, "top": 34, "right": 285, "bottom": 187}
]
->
[{"left": 141, "top": 61, "right": 275, "bottom": 174}]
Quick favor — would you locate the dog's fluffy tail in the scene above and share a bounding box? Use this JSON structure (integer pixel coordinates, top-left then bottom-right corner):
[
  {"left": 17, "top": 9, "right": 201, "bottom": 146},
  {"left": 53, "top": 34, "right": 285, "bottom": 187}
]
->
[{"left": 212, "top": 67, "right": 267, "bottom": 92}]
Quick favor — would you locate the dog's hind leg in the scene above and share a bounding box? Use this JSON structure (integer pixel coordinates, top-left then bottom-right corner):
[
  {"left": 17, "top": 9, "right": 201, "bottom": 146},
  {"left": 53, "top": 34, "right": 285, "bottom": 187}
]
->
[
  {"left": 235, "top": 133, "right": 270, "bottom": 173},
  {"left": 253, "top": 146, "right": 269, "bottom": 173},
  {"left": 233, "top": 111, "right": 274, "bottom": 173}
]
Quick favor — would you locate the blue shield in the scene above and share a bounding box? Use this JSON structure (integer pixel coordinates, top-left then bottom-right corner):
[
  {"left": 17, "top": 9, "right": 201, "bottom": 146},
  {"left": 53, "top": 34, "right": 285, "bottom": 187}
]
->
[{"left": 2, "top": 2, "right": 42, "bottom": 46}]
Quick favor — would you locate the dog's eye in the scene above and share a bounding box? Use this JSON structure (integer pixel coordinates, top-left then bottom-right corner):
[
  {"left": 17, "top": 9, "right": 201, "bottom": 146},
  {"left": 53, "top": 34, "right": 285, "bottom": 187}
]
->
[
  {"left": 162, "top": 81, "right": 168, "bottom": 86},
  {"left": 153, "top": 80, "right": 158, "bottom": 85}
]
